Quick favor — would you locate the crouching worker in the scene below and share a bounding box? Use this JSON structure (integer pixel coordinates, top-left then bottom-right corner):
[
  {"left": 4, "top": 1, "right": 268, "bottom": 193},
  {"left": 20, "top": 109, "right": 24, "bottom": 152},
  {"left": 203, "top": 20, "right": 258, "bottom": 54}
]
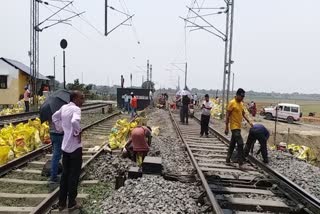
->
[
  {"left": 122, "top": 126, "right": 152, "bottom": 166},
  {"left": 244, "top": 124, "right": 269, "bottom": 164}
]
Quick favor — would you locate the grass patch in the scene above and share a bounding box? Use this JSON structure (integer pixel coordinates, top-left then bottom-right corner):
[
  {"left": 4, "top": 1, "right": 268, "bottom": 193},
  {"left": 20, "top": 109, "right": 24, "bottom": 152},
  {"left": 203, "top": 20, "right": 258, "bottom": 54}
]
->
[
  {"left": 79, "top": 182, "right": 113, "bottom": 214},
  {"left": 0, "top": 182, "right": 52, "bottom": 194},
  {"left": 0, "top": 198, "right": 42, "bottom": 207},
  {"left": 5, "top": 172, "right": 48, "bottom": 181}
]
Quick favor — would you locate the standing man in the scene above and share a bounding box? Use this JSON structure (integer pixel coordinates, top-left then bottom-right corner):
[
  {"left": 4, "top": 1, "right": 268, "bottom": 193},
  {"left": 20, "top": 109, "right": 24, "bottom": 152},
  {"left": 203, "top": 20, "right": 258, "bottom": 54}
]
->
[
  {"left": 123, "top": 94, "right": 130, "bottom": 113},
  {"left": 194, "top": 93, "right": 198, "bottom": 106},
  {"left": 130, "top": 92, "right": 138, "bottom": 118},
  {"left": 149, "top": 90, "right": 153, "bottom": 107},
  {"left": 200, "top": 94, "right": 213, "bottom": 137},
  {"left": 49, "top": 119, "right": 64, "bottom": 183},
  {"left": 52, "top": 91, "right": 85, "bottom": 211},
  {"left": 24, "top": 86, "right": 31, "bottom": 112},
  {"left": 244, "top": 124, "right": 269, "bottom": 163},
  {"left": 181, "top": 95, "right": 191, "bottom": 124},
  {"left": 225, "top": 88, "right": 253, "bottom": 168}
]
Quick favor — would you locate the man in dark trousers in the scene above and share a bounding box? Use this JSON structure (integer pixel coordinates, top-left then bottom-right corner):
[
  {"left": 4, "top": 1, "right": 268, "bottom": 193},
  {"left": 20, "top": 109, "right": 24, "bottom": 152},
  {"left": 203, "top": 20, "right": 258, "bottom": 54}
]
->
[
  {"left": 181, "top": 95, "right": 190, "bottom": 124},
  {"left": 244, "top": 124, "right": 269, "bottom": 163},
  {"left": 200, "top": 94, "right": 213, "bottom": 137},
  {"left": 52, "top": 91, "right": 85, "bottom": 211},
  {"left": 225, "top": 88, "right": 253, "bottom": 169}
]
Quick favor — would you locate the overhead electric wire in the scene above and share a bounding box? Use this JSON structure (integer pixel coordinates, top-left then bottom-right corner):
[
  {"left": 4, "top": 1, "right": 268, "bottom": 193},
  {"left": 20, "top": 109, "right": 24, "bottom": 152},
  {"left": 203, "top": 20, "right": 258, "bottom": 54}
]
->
[
  {"left": 70, "top": 3, "right": 104, "bottom": 36},
  {"left": 120, "top": 0, "right": 140, "bottom": 44},
  {"left": 42, "top": 3, "right": 90, "bottom": 39}
]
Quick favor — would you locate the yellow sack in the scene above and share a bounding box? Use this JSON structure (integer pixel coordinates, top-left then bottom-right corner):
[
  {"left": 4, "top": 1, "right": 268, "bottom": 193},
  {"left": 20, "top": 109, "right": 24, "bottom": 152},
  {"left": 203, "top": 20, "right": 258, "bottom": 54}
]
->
[
  {"left": 0, "top": 137, "right": 7, "bottom": 146},
  {"left": 108, "top": 136, "right": 118, "bottom": 150},
  {"left": 0, "top": 146, "right": 11, "bottom": 165},
  {"left": 152, "top": 126, "right": 160, "bottom": 136},
  {"left": 13, "top": 137, "right": 28, "bottom": 158}
]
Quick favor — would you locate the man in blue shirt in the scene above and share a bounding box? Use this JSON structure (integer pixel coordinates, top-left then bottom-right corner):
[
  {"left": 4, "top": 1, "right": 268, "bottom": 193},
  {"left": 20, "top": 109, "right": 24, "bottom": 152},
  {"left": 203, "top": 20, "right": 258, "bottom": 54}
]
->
[{"left": 244, "top": 124, "right": 269, "bottom": 163}]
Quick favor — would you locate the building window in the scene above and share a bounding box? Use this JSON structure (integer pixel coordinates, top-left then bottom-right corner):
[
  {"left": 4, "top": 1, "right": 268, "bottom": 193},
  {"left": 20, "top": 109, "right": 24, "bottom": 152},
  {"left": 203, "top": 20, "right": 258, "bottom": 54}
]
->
[{"left": 0, "top": 75, "right": 7, "bottom": 89}]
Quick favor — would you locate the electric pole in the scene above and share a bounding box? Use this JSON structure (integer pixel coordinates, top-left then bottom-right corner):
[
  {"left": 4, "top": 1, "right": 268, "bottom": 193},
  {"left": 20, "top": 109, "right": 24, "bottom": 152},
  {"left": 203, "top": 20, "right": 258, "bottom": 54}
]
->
[
  {"left": 30, "top": 0, "right": 39, "bottom": 103},
  {"left": 184, "top": 62, "right": 187, "bottom": 90},
  {"left": 221, "top": 0, "right": 235, "bottom": 119},
  {"left": 53, "top": 56, "right": 56, "bottom": 91},
  {"left": 147, "top": 60, "right": 150, "bottom": 82},
  {"left": 232, "top": 72, "right": 235, "bottom": 93},
  {"left": 150, "top": 64, "right": 152, "bottom": 82},
  {"left": 180, "top": 1, "right": 235, "bottom": 119}
]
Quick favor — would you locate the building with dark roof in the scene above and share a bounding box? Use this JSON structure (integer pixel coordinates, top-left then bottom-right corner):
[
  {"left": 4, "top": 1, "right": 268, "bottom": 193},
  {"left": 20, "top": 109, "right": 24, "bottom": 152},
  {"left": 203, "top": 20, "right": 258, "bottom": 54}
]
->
[{"left": 0, "top": 57, "right": 49, "bottom": 105}]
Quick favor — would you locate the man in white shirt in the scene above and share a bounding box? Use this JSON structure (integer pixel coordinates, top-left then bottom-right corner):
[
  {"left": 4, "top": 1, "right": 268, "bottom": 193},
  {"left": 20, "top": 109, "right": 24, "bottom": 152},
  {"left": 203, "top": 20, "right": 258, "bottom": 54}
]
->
[
  {"left": 193, "top": 93, "right": 198, "bottom": 106},
  {"left": 200, "top": 94, "right": 213, "bottom": 137},
  {"left": 123, "top": 94, "right": 130, "bottom": 112},
  {"left": 52, "top": 91, "right": 84, "bottom": 211}
]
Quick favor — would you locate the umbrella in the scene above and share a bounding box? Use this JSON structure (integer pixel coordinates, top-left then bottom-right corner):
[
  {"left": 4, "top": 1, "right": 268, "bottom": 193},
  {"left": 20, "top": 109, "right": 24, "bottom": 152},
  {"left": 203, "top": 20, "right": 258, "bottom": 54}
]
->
[
  {"left": 176, "top": 89, "right": 191, "bottom": 97},
  {"left": 39, "top": 89, "right": 70, "bottom": 123}
]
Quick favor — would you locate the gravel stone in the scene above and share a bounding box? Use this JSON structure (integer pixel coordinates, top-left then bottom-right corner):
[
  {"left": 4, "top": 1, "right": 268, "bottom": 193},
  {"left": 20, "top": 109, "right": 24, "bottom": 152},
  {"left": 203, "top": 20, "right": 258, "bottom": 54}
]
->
[
  {"left": 148, "top": 109, "right": 194, "bottom": 175},
  {"left": 85, "top": 153, "right": 133, "bottom": 182},
  {"left": 266, "top": 150, "right": 320, "bottom": 200},
  {"left": 101, "top": 176, "right": 208, "bottom": 214}
]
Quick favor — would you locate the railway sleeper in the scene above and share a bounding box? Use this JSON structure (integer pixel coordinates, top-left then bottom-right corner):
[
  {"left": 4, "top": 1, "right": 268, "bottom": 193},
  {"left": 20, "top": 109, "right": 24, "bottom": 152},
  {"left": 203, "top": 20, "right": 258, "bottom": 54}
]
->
[{"left": 216, "top": 196, "right": 292, "bottom": 213}]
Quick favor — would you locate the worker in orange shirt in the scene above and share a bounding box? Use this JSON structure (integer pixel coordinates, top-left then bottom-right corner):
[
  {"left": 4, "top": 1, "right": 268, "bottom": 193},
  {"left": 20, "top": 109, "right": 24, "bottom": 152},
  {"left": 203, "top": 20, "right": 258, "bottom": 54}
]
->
[{"left": 130, "top": 92, "right": 138, "bottom": 118}]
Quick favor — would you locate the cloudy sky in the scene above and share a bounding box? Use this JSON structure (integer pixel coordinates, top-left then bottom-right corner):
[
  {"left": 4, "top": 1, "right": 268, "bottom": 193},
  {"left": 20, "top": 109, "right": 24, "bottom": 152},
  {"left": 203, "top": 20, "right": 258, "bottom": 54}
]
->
[{"left": 1, "top": 0, "right": 319, "bottom": 93}]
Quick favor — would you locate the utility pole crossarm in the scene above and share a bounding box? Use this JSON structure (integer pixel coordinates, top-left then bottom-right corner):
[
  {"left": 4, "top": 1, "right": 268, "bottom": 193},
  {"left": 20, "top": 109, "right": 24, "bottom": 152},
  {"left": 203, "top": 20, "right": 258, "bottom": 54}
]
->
[
  {"left": 187, "top": 7, "right": 226, "bottom": 38},
  {"left": 105, "top": 14, "right": 134, "bottom": 36},
  {"left": 180, "top": 17, "right": 226, "bottom": 41},
  {"left": 38, "top": 11, "right": 85, "bottom": 31},
  {"left": 37, "top": 1, "right": 73, "bottom": 27}
]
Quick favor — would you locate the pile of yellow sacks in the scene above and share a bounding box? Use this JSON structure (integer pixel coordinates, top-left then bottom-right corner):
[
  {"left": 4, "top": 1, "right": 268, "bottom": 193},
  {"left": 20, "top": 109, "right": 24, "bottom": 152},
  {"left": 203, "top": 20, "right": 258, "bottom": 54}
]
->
[
  {"left": 36, "top": 96, "right": 46, "bottom": 108},
  {"left": 0, "top": 118, "right": 50, "bottom": 165},
  {"left": 108, "top": 117, "right": 145, "bottom": 150},
  {"left": 271, "top": 143, "right": 317, "bottom": 164},
  {"left": 287, "top": 144, "right": 317, "bottom": 164},
  {"left": 0, "top": 105, "right": 24, "bottom": 116},
  {"left": 210, "top": 98, "right": 226, "bottom": 119},
  {"left": 0, "top": 95, "right": 46, "bottom": 116}
]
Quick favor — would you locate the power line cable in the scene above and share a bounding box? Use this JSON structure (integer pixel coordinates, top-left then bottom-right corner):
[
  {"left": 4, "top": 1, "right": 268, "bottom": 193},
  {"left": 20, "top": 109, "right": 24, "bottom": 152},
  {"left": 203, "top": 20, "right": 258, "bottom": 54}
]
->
[
  {"left": 65, "top": 2, "right": 105, "bottom": 36},
  {"left": 42, "top": 2, "right": 90, "bottom": 39}
]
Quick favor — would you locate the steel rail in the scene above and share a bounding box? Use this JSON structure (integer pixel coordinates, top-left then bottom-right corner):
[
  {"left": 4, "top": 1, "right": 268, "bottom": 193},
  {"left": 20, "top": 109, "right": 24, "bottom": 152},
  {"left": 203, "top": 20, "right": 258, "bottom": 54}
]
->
[
  {"left": 0, "top": 144, "right": 51, "bottom": 177},
  {"left": 0, "top": 102, "right": 105, "bottom": 120},
  {"left": 0, "top": 103, "right": 111, "bottom": 128},
  {"left": 193, "top": 115, "right": 320, "bottom": 213},
  {"left": 30, "top": 111, "right": 120, "bottom": 214},
  {"left": 168, "top": 110, "right": 223, "bottom": 214}
]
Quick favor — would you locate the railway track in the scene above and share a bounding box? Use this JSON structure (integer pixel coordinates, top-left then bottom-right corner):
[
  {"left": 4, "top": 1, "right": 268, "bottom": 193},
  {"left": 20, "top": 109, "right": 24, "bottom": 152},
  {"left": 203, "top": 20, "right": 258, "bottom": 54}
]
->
[
  {"left": 0, "top": 111, "right": 124, "bottom": 213},
  {"left": 169, "top": 110, "right": 320, "bottom": 214},
  {"left": 0, "top": 102, "right": 111, "bottom": 127}
]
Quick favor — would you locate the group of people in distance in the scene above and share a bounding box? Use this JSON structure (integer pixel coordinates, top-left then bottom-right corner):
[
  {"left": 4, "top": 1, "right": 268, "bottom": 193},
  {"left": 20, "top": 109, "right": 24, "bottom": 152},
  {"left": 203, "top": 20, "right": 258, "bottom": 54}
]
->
[{"left": 122, "top": 92, "right": 138, "bottom": 118}]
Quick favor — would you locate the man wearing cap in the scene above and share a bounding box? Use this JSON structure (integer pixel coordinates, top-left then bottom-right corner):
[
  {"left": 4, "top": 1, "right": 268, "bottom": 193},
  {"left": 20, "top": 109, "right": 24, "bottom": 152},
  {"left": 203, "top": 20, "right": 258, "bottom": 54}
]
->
[
  {"left": 200, "top": 94, "right": 213, "bottom": 137},
  {"left": 225, "top": 88, "right": 253, "bottom": 168}
]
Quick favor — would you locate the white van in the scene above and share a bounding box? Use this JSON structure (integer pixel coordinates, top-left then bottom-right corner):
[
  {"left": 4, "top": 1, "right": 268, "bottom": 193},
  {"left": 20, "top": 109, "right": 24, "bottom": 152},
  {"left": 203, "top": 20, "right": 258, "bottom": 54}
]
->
[{"left": 262, "top": 103, "right": 302, "bottom": 123}]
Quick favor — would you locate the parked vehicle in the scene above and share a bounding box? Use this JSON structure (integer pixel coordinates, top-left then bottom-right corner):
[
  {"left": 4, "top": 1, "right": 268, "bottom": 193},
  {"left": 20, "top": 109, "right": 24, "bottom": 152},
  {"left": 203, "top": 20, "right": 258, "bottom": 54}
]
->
[{"left": 262, "top": 103, "right": 302, "bottom": 123}]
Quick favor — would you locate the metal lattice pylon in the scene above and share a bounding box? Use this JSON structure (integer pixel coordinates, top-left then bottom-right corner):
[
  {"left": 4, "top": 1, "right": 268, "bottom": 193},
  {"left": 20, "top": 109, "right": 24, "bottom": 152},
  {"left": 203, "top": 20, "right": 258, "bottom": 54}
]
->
[
  {"left": 221, "top": 0, "right": 235, "bottom": 118},
  {"left": 30, "top": 0, "right": 39, "bottom": 98}
]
